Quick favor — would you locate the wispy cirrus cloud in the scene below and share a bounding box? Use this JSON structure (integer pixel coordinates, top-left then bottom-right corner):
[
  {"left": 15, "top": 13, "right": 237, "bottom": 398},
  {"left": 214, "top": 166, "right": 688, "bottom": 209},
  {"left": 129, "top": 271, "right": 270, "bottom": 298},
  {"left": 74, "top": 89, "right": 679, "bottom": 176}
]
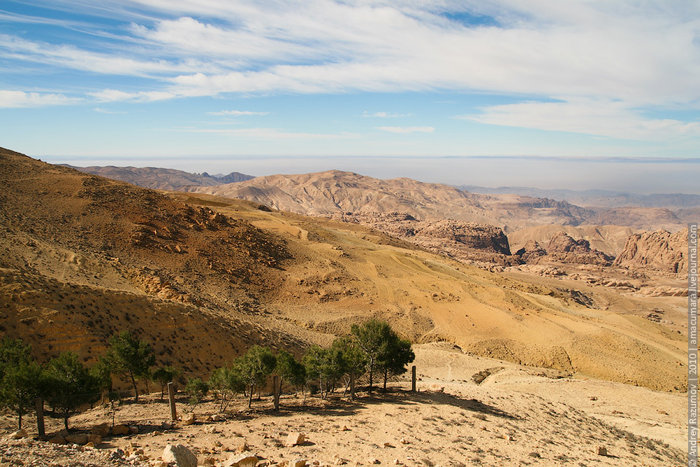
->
[{"left": 377, "top": 126, "right": 434, "bottom": 134}]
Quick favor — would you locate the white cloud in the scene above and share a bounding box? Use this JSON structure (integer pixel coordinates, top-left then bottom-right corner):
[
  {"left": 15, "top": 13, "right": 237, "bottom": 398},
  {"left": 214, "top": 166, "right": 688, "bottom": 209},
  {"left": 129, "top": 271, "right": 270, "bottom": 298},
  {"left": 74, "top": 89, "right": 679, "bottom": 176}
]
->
[
  {"left": 0, "top": 90, "right": 80, "bottom": 108},
  {"left": 3, "top": 0, "right": 700, "bottom": 117},
  {"left": 465, "top": 98, "right": 700, "bottom": 140},
  {"left": 363, "top": 111, "right": 412, "bottom": 118},
  {"left": 377, "top": 126, "right": 434, "bottom": 134},
  {"left": 208, "top": 110, "right": 269, "bottom": 116}
]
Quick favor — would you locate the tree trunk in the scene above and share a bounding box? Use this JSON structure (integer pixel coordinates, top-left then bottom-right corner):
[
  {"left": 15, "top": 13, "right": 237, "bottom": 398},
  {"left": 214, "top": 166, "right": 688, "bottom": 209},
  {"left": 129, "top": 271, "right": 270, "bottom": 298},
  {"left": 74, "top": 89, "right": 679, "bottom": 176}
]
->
[
  {"left": 64, "top": 414, "right": 69, "bottom": 431},
  {"left": 18, "top": 412, "right": 22, "bottom": 430},
  {"left": 383, "top": 367, "right": 388, "bottom": 392},
  {"left": 160, "top": 384, "right": 165, "bottom": 402},
  {"left": 368, "top": 359, "right": 374, "bottom": 394},
  {"left": 248, "top": 384, "right": 254, "bottom": 408},
  {"left": 130, "top": 371, "right": 139, "bottom": 402}
]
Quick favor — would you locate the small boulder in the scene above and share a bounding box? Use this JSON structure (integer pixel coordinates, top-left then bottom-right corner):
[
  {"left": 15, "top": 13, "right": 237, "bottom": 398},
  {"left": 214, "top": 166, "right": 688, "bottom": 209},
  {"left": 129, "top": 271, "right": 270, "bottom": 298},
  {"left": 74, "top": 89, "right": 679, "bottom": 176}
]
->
[
  {"left": 65, "top": 433, "right": 88, "bottom": 445},
  {"left": 112, "top": 424, "right": 130, "bottom": 436},
  {"left": 87, "top": 434, "right": 102, "bottom": 445},
  {"left": 182, "top": 413, "right": 196, "bottom": 426},
  {"left": 129, "top": 425, "right": 139, "bottom": 434},
  {"left": 224, "top": 453, "right": 259, "bottom": 467},
  {"left": 290, "top": 459, "right": 307, "bottom": 467},
  {"left": 597, "top": 446, "right": 608, "bottom": 456},
  {"left": 48, "top": 435, "right": 66, "bottom": 445},
  {"left": 286, "top": 432, "right": 305, "bottom": 447},
  {"left": 162, "top": 444, "right": 198, "bottom": 467},
  {"left": 367, "top": 459, "right": 380, "bottom": 465},
  {"left": 91, "top": 423, "right": 111, "bottom": 437}
]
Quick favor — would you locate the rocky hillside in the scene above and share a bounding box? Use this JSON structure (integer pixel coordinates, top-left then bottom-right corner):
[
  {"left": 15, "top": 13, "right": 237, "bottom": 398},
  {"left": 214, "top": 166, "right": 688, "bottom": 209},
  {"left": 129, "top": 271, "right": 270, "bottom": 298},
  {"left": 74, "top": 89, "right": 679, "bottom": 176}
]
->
[
  {"left": 190, "top": 170, "right": 593, "bottom": 230},
  {"left": 0, "top": 147, "right": 296, "bottom": 376},
  {"left": 614, "top": 228, "right": 689, "bottom": 275},
  {"left": 71, "top": 165, "right": 253, "bottom": 191},
  {"left": 508, "top": 224, "right": 634, "bottom": 256}
]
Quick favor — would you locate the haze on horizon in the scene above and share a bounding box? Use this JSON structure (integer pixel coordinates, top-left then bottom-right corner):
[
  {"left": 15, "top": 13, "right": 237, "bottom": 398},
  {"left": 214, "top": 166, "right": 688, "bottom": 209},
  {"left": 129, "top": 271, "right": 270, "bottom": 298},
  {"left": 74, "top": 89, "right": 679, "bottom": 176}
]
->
[{"left": 0, "top": 1, "right": 698, "bottom": 194}]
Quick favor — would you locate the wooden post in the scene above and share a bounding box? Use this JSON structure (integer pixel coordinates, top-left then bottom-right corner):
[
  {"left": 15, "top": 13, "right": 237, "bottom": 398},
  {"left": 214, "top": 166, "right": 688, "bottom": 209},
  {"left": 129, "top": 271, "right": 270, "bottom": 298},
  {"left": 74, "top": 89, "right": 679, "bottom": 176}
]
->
[
  {"left": 411, "top": 365, "right": 417, "bottom": 392},
  {"left": 273, "top": 375, "right": 280, "bottom": 411},
  {"left": 350, "top": 372, "right": 355, "bottom": 401},
  {"left": 35, "top": 398, "right": 45, "bottom": 439},
  {"left": 167, "top": 382, "right": 177, "bottom": 421}
]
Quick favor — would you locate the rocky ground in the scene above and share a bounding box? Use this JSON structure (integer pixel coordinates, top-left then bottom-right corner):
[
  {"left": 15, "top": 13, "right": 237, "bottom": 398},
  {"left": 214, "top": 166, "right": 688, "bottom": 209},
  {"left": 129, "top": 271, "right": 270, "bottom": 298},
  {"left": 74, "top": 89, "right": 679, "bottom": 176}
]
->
[{"left": 0, "top": 345, "right": 687, "bottom": 466}]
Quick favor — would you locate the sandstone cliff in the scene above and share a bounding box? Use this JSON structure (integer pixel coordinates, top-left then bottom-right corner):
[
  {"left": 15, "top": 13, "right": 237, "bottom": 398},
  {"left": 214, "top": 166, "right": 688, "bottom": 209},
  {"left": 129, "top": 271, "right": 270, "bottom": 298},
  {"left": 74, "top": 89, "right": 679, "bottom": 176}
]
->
[{"left": 614, "top": 229, "right": 688, "bottom": 275}]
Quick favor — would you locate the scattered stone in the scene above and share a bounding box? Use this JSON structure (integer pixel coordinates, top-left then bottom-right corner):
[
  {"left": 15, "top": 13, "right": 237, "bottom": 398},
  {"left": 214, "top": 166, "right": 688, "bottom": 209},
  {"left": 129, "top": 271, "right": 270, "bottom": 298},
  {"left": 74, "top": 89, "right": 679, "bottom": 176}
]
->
[
  {"left": 224, "top": 452, "right": 259, "bottom": 467},
  {"left": 109, "top": 448, "right": 125, "bottom": 461},
  {"left": 528, "top": 452, "right": 541, "bottom": 459},
  {"left": 340, "top": 425, "right": 350, "bottom": 432},
  {"left": 162, "top": 444, "right": 198, "bottom": 467},
  {"left": 367, "top": 458, "right": 380, "bottom": 464},
  {"left": 202, "top": 457, "right": 217, "bottom": 466},
  {"left": 290, "top": 459, "right": 307, "bottom": 467},
  {"left": 236, "top": 440, "right": 249, "bottom": 453},
  {"left": 87, "top": 434, "right": 102, "bottom": 445},
  {"left": 129, "top": 425, "right": 139, "bottom": 434},
  {"left": 286, "top": 432, "right": 306, "bottom": 447},
  {"left": 597, "top": 446, "right": 608, "bottom": 456},
  {"left": 383, "top": 442, "right": 395, "bottom": 448},
  {"left": 399, "top": 438, "right": 409, "bottom": 445}
]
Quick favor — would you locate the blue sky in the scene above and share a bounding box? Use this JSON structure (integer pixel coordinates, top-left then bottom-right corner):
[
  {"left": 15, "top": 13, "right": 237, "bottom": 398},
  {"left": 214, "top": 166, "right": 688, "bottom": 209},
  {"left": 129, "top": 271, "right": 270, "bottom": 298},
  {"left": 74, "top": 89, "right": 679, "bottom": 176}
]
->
[{"left": 1, "top": 1, "right": 699, "bottom": 192}]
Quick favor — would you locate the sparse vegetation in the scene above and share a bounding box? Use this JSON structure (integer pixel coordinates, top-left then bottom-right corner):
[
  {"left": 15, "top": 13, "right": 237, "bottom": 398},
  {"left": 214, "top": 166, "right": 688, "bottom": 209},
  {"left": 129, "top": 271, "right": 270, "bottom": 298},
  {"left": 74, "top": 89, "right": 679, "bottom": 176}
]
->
[
  {"left": 43, "top": 352, "right": 100, "bottom": 430},
  {"left": 106, "top": 331, "right": 155, "bottom": 402},
  {"left": 0, "top": 338, "right": 42, "bottom": 429}
]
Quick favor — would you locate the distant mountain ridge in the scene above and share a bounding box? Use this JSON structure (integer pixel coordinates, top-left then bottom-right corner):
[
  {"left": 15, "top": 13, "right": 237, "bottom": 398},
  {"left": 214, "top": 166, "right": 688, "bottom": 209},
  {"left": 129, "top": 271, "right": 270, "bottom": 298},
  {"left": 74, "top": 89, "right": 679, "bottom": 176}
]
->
[
  {"left": 190, "top": 170, "right": 685, "bottom": 231},
  {"left": 68, "top": 165, "right": 254, "bottom": 191},
  {"left": 190, "top": 170, "right": 595, "bottom": 231},
  {"left": 460, "top": 185, "right": 700, "bottom": 209}
]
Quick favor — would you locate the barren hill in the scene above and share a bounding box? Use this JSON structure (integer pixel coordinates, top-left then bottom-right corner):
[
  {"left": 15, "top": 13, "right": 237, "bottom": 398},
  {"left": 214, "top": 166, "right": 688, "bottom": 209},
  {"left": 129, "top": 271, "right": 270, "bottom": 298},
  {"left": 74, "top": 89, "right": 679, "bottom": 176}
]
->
[
  {"left": 0, "top": 148, "right": 688, "bottom": 397},
  {"left": 190, "top": 170, "right": 593, "bottom": 230},
  {"left": 70, "top": 165, "right": 253, "bottom": 191}
]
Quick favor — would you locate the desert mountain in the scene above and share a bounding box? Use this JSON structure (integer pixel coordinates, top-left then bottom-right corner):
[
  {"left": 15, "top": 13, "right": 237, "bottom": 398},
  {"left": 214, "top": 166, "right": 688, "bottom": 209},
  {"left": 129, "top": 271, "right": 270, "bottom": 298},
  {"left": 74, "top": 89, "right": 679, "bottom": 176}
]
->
[
  {"left": 190, "top": 170, "right": 594, "bottom": 231},
  {"left": 70, "top": 165, "right": 253, "bottom": 191},
  {"left": 0, "top": 148, "right": 687, "bottom": 395}
]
